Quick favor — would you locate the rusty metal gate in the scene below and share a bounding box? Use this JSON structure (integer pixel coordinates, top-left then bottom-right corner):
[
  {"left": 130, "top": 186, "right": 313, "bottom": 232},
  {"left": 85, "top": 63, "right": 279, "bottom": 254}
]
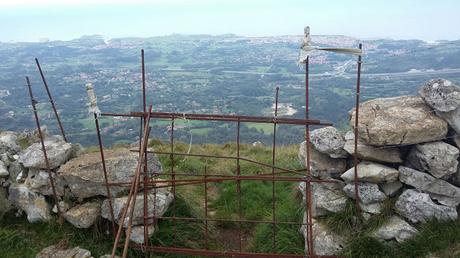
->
[{"left": 25, "top": 37, "right": 363, "bottom": 258}]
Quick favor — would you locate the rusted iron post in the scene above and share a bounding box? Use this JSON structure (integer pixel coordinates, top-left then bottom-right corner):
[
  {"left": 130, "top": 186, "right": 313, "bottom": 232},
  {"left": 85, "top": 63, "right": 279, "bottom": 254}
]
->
[
  {"left": 170, "top": 118, "right": 177, "bottom": 247},
  {"left": 94, "top": 113, "right": 117, "bottom": 233},
  {"left": 271, "top": 86, "right": 279, "bottom": 251},
  {"left": 304, "top": 57, "right": 314, "bottom": 256},
  {"left": 35, "top": 58, "right": 67, "bottom": 142},
  {"left": 353, "top": 44, "right": 363, "bottom": 213},
  {"left": 25, "top": 76, "right": 62, "bottom": 217},
  {"left": 236, "top": 118, "right": 242, "bottom": 252},
  {"left": 204, "top": 165, "right": 209, "bottom": 249}
]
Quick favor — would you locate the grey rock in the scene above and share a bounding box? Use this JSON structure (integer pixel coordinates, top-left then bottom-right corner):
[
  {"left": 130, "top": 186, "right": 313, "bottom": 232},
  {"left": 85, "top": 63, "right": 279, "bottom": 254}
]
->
[
  {"left": 300, "top": 216, "right": 345, "bottom": 256},
  {"left": 101, "top": 189, "right": 173, "bottom": 227},
  {"left": 310, "top": 127, "right": 347, "bottom": 158},
  {"left": 343, "top": 183, "right": 386, "bottom": 205},
  {"left": 63, "top": 202, "right": 101, "bottom": 229},
  {"left": 8, "top": 183, "right": 51, "bottom": 222},
  {"left": 0, "top": 187, "right": 12, "bottom": 218},
  {"left": 299, "top": 141, "right": 347, "bottom": 179},
  {"left": 395, "top": 189, "right": 457, "bottom": 223},
  {"left": 19, "top": 136, "right": 73, "bottom": 169},
  {"left": 300, "top": 180, "right": 348, "bottom": 217},
  {"left": 8, "top": 160, "right": 26, "bottom": 183},
  {"left": 343, "top": 131, "right": 402, "bottom": 163},
  {"left": 0, "top": 131, "right": 20, "bottom": 154},
  {"left": 360, "top": 202, "right": 383, "bottom": 215},
  {"left": 406, "top": 141, "right": 459, "bottom": 179},
  {"left": 52, "top": 201, "right": 71, "bottom": 214},
  {"left": 399, "top": 166, "right": 460, "bottom": 207},
  {"left": 349, "top": 96, "right": 448, "bottom": 146},
  {"left": 128, "top": 225, "right": 155, "bottom": 244},
  {"left": 35, "top": 245, "right": 93, "bottom": 258},
  {"left": 58, "top": 148, "right": 162, "bottom": 198},
  {"left": 25, "top": 169, "right": 66, "bottom": 196},
  {"left": 381, "top": 181, "right": 403, "bottom": 197},
  {"left": 0, "top": 160, "right": 8, "bottom": 177},
  {"left": 419, "top": 79, "right": 460, "bottom": 133},
  {"left": 341, "top": 161, "right": 399, "bottom": 184},
  {"left": 373, "top": 216, "right": 418, "bottom": 243}
]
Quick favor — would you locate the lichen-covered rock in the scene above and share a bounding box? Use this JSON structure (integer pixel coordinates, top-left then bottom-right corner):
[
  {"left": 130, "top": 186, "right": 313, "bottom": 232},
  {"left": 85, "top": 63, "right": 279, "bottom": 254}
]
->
[
  {"left": 300, "top": 216, "right": 345, "bottom": 255},
  {"left": 58, "top": 149, "right": 162, "bottom": 198},
  {"left": 128, "top": 225, "right": 155, "bottom": 244},
  {"left": 406, "top": 141, "right": 459, "bottom": 179},
  {"left": 349, "top": 96, "right": 448, "bottom": 146},
  {"left": 300, "top": 180, "right": 348, "bottom": 217},
  {"left": 0, "top": 160, "right": 8, "bottom": 177},
  {"left": 101, "top": 189, "right": 173, "bottom": 227},
  {"left": 8, "top": 183, "right": 51, "bottom": 222},
  {"left": 35, "top": 245, "right": 93, "bottom": 258},
  {"left": 63, "top": 202, "right": 101, "bottom": 229},
  {"left": 19, "top": 136, "right": 73, "bottom": 169},
  {"left": 395, "top": 189, "right": 457, "bottom": 223},
  {"left": 310, "top": 127, "right": 347, "bottom": 158},
  {"left": 381, "top": 181, "right": 403, "bottom": 197},
  {"left": 25, "top": 169, "right": 66, "bottom": 196},
  {"left": 343, "top": 131, "right": 402, "bottom": 163},
  {"left": 399, "top": 166, "right": 460, "bottom": 207},
  {"left": 343, "top": 183, "right": 386, "bottom": 205},
  {"left": 299, "top": 141, "right": 347, "bottom": 179},
  {"left": 373, "top": 216, "right": 418, "bottom": 243},
  {"left": 419, "top": 79, "right": 460, "bottom": 133},
  {"left": 0, "top": 131, "right": 20, "bottom": 155},
  {"left": 341, "top": 161, "right": 399, "bottom": 184},
  {"left": 360, "top": 202, "right": 383, "bottom": 215}
]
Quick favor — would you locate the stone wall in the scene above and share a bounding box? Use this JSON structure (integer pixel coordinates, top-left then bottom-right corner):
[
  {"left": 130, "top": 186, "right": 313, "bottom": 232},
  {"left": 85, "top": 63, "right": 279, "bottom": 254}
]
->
[{"left": 298, "top": 78, "right": 460, "bottom": 255}]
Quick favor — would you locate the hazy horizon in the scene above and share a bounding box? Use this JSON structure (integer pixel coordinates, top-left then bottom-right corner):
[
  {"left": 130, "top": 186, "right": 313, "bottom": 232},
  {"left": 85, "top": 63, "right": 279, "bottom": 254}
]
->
[{"left": 1, "top": 0, "right": 459, "bottom": 42}]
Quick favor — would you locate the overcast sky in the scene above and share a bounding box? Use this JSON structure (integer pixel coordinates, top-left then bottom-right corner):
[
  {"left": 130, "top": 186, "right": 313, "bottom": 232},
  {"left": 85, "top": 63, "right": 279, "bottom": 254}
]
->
[{"left": 1, "top": 0, "right": 459, "bottom": 42}]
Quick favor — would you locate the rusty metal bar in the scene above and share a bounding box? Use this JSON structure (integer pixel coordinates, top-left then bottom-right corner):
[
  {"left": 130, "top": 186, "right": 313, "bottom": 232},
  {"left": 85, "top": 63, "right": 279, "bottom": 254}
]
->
[
  {"left": 100, "top": 111, "right": 332, "bottom": 126},
  {"left": 145, "top": 215, "right": 309, "bottom": 226},
  {"left": 304, "top": 56, "right": 314, "bottom": 256},
  {"left": 110, "top": 106, "right": 152, "bottom": 258},
  {"left": 34, "top": 58, "right": 68, "bottom": 142},
  {"left": 272, "top": 86, "right": 279, "bottom": 251},
  {"left": 204, "top": 166, "right": 209, "bottom": 249},
  {"left": 170, "top": 118, "right": 177, "bottom": 247},
  {"left": 94, "top": 113, "right": 116, "bottom": 233},
  {"left": 353, "top": 44, "right": 363, "bottom": 213},
  {"left": 236, "top": 118, "right": 242, "bottom": 252},
  {"left": 25, "top": 76, "right": 62, "bottom": 217}
]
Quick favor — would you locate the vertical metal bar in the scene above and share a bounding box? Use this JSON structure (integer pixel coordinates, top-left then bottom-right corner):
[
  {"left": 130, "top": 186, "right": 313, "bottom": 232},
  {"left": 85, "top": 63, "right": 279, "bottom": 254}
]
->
[
  {"left": 204, "top": 165, "right": 209, "bottom": 249},
  {"left": 170, "top": 118, "right": 177, "bottom": 247},
  {"left": 141, "top": 49, "right": 150, "bottom": 249},
  {"left": 236, "top": 119, "right": 242, "bottom": 252},
  {"left": 94, "top": 113, "right": 116, "bottom": 233},
  {"left": 353, "top": 44, "right": 363, "bottom": 213},
  {"left": 271, "top": 86, "right": 279, "bottom": 251},
  {"left": 35, "top": 58, "right": 67, "bottom": 142},
  {"left": 25, "top": 76, "right": 62, "bottom": 216},
  {"left": 304, "top": 57, "right": 314, "bottom": 256}
]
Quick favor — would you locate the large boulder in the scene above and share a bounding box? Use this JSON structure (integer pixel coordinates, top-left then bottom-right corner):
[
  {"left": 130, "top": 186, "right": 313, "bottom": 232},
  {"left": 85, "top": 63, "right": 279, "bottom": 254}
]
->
[
  {"left": 18, "top": 136, "right": 73, "bottom": 169},
  {"left": 25, "top": 169, "right": 66, "bottom": 196},
  {"left": 35, "top": 245, "right": 93, "bottom": 258},
  {"left": 340, "top": 161, "right": 399, "bottom": 184},
  {"left": 0, "top": 131, "right": 20, "bottom": 155},
  {"left": 300, "top": 180, "right": 348, "bottom": 217},
  {"left": 373, "top": 216, "right": 418, "bottom": 243},
  {"left": 343, "top": 183, "right": 386, "bottom": 205},
  {"left": 310, "top": 127, "right": 347, "bottom": 158},
  {"left": 8, "top": 183, "right": 51, "bottom": 222},
  {"left": 349, "top": 96, "right": 448, "bottom": 146},
  {"left": 399, "top": 166, "right": 460, "bottom": 207},
  {"left": 101, "top": 189, "right": 173, "bottom": 227},
  {"left": 395, "top": 189, "right": 457, "bottom": 223},
  {"left": 419, "top": 79, "right": 460, "bottom": 133},
  {"left": 299, "top": 141, "right": 347, "bottom": 179},
  {"left": 300, "top": 216, "right": 345, "bottom": 256},
  {"left": 63, "top": 202, "right": 101, "bottom": 229},
  {"left": 343, "top": 131, "right": 402, "bottom": 163},
  {"left": 58, "top": 149, "right": 162, "bottom": 198},
  {"left": 406, "top": 141, "right": 458, "bottom": 179}
]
